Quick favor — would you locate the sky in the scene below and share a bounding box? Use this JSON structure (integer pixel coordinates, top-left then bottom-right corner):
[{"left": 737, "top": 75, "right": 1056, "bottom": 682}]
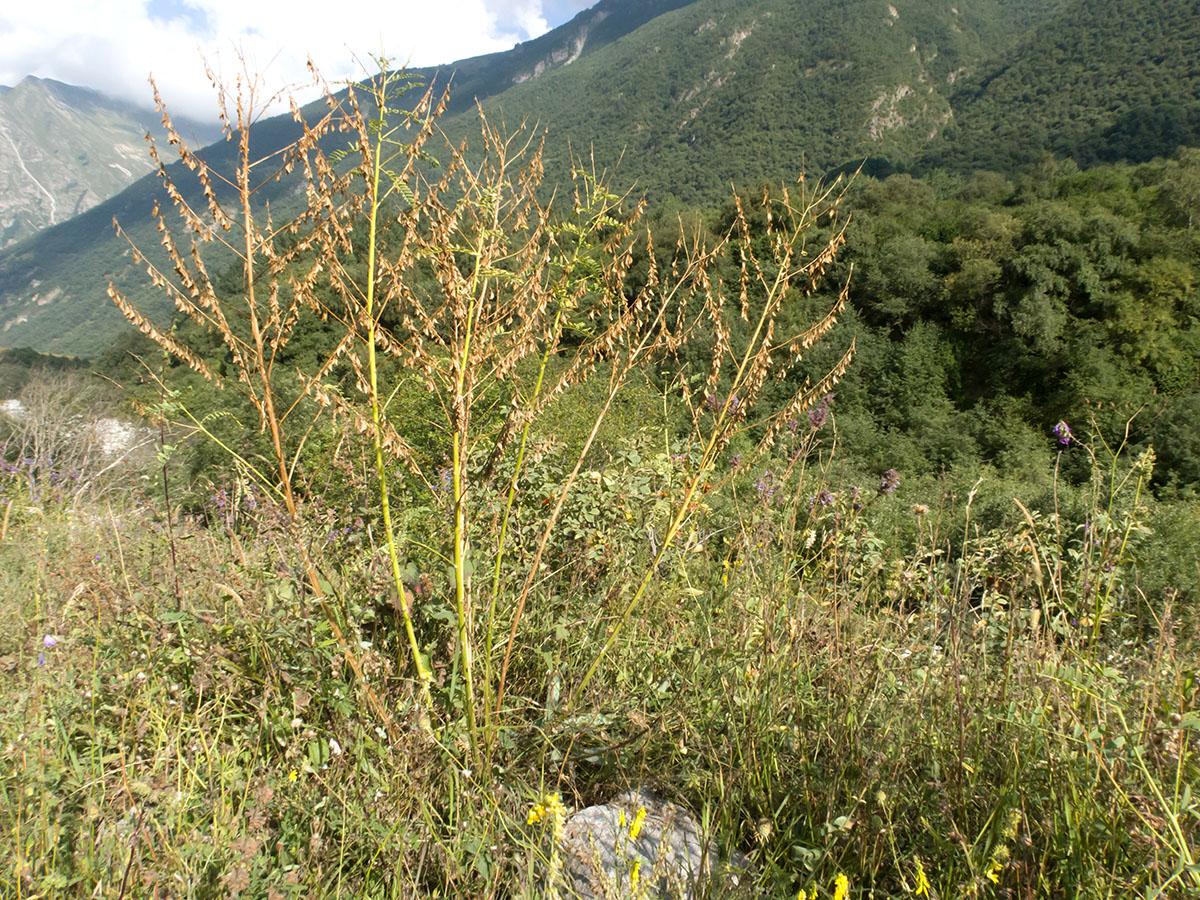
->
[{"left": 0, "top": 0, "right": 595, "bottom": 121}]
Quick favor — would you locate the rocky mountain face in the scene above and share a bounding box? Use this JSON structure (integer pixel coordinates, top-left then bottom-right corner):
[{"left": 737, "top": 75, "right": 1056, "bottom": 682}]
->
[
  {"left": 2, "top": 0, "right": 1198, "bottom": 358},
  {"left": 0, "top": 77, "right": 221, "bottom": 248}
]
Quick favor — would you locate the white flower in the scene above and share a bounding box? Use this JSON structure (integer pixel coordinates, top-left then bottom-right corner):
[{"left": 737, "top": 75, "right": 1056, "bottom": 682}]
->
[
  {"left": 328, "top": 738, "right": 343, "bottom": 757},
  {"left": 291, "top": 717, "right": 303, "bottom": 729}
]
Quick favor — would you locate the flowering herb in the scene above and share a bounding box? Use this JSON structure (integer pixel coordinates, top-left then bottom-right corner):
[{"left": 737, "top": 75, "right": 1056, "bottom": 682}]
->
[
  {"left": 755, "top": 470, "right": 776, "bottom": 500},
  {"left": 808, "top": 393, "right": 834, "bottom": 430},
  {"left": 985, "top": 859, "right": 1003, "bottom": 884},
  {"left": 1053, "top": 420, "right": 1072, "bottom": 446},
  {"left": 527, "top": 792, "right": 568, "bottom": 840},
  {"left": 912, "top": 858, "right": 931, "bottom": 897},
  {"left": 878, "top": 469, "right": 900, "bottom": 496},
  {"left": 628, "top": 806, "right": 647, "bottom": 841}
]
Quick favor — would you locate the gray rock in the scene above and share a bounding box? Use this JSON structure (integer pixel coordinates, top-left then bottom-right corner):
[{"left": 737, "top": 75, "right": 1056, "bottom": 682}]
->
[{"left": 558, "top": 789, "right": 753, "bottom": 899}]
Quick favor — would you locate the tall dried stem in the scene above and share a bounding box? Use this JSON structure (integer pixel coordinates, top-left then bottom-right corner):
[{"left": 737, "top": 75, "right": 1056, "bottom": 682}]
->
[{"left": 109, "top": 60, "right": 406, "bottom": 741}]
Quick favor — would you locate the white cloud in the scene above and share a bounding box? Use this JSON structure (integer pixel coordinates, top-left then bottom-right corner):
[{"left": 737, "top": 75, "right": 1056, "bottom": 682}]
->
[{"left": 0, "top": 0, "right": 595, "bottom": 121}]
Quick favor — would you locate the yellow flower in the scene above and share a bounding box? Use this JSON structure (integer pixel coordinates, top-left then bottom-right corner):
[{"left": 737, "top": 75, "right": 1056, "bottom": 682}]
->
[
  {"left": 288, "top": 769, "right": 298, "bottom": 783},
  {"left": 833, "top": 873, "right": 850, "bottom": 900},
  {"left": 630, "top": 860, "right": 641, "bottom": 893},
  {"left": 912, "top": 858, "right": 930, "bottom": 897},
  {"left": 985, "top": 859, "right": 1002, "bottom": 884},
  {"left": 629, "top": 806, "right": 647, "bottom": 841},
  {"left": 527, "top": 792, "right": 568, "bottom": 840},
  {"left": 796, "top": 890, "right": 810, "bottom": 900}
]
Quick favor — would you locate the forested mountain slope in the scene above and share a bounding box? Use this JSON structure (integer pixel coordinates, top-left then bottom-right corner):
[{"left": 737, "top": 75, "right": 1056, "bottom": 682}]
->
[
  {"left": 3, "top": 0, "right": 1198, "bottom": 358},
  {"left": 924, "top": 0, "right": 1200, "bottom": 171},
  {"left": 456, "top": 0, "right": 1045, "bottom": 205}
]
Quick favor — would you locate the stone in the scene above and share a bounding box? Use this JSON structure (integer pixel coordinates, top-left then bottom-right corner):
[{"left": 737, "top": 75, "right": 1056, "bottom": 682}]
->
[{"left": 558, "top": 789, "right": 754, "bottom": 899}]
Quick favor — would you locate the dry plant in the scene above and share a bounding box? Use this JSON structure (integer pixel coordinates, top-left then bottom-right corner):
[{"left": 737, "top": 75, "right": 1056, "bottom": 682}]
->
[
  {"left": 0, "top": 369, "right": 153, "bottom": 505},
  {"left": 108, "top": 59, "right": 854, "bottom": 765},
  {"left": 108, "top": 60, "right": 408, "bottom": 738}
]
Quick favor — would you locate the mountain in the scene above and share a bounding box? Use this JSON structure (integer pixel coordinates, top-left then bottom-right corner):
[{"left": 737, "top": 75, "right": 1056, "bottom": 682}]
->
[
  {"left": 457, "top": 0, "right": 1050, "bottom": 205},
  {"left": 0, "top": 76, "right": 223, "bottom": 249},
  {"left": 0, "top": 0, "right": 709, "bottom": 358},
  {"left": 923, "top": 0, "right": 1200, "bottom": 172},
  {"left": 3, "top": 0, "right": 1199, "bottom": 358}
]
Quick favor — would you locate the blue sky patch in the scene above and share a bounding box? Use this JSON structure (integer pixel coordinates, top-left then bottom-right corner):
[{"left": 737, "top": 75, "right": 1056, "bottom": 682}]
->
[{"left": 146, "top": 0, "right": 209, "bottom": 33}]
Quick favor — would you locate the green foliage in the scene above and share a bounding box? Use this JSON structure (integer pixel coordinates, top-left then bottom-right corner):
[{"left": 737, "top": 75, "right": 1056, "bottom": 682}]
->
[
  {"left": 2, "top": 397, "right": 1196, "bottom": 898},
  {"left": 927, "top": 0, "right": 1200, "bottom": 171},
  {"left": 822, "top": 155, "right": 1200, "bottom": 491}
]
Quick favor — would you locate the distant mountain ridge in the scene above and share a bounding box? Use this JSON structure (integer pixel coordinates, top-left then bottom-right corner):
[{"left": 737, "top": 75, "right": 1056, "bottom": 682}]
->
[
  {"left": 0, "top": 76, "right": 222, "bottom": 249},
  {"left": 2, "top": 0, "right": 1199, "bottom": 358}
]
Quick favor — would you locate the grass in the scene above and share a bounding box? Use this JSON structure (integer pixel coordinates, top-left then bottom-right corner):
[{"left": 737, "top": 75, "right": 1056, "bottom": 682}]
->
[{"left": 1, "top": 409, "right": 1196, "bottom": 898}]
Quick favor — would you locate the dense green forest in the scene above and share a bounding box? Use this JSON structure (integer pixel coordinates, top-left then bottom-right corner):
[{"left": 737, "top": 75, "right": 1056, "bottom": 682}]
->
[
  {"left": 924, "top": 0, "right": 1200, "bottom": 171},
  {"left": 828, "top": 152, "right": 1200, "bottom": 494}
]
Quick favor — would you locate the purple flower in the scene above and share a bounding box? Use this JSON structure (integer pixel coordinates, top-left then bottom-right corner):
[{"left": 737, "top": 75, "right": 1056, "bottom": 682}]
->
[
  {"left": 1053, "top": 421, "right": 1072, "bottom": 446},
  {"left": 808, "top": 394, "right": 833, "bottom": 431},
  {"left": 43, "top": 634, "right": 57, "bottom": 648},
  {"left": 755, "top": 471, "right": 775, "bottom": 499},
  {"left": 878, "top": 469, "right": 900, "bottom": 496},
  {"left": 816, "top": 488, "right": 834, "bottom": 506},
  {"left": 37, "top": 652, "right": 45, "bottom": 666}
]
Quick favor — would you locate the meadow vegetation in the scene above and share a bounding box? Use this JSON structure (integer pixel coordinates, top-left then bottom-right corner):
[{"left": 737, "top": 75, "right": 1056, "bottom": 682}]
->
[{"left": 1, "top": 63, "right": 1197, "bottom": 899}]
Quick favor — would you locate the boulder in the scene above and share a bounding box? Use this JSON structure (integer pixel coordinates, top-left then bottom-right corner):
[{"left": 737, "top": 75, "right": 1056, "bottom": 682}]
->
[{"left": 558, "top": 789, "right": 754, "bottom": 899}]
